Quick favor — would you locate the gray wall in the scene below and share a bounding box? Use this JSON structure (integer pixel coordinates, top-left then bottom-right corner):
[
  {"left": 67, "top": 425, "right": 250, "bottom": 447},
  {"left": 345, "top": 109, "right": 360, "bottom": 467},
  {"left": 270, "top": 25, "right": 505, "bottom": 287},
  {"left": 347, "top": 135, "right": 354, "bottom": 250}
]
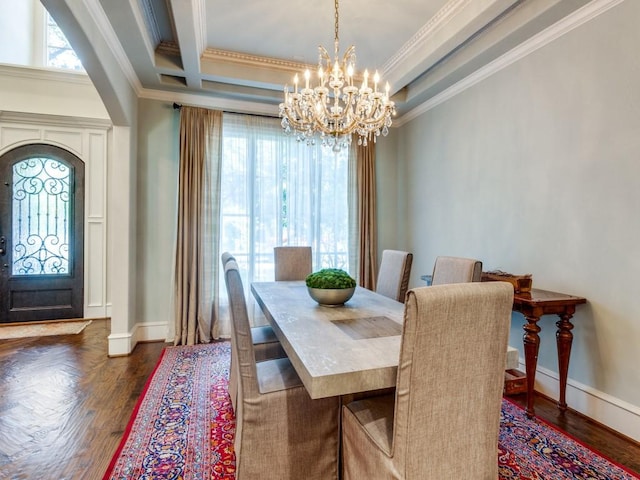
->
[
  {"left": 379, "top": 1, "right": 640, "bottom": 407},
  {"left": 135, "top": 99, "right": 180, "bottom": 334}
]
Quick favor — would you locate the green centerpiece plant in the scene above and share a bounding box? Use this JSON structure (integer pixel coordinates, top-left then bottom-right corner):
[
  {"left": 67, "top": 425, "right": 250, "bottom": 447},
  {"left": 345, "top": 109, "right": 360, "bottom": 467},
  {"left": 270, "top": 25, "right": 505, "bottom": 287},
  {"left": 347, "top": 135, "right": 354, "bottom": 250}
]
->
[
  {"left": 305, "top": 268, "right": 356, "bottom": 289},
  {"left": 305, "top": 268, "right": 356, "bottom": 306}
]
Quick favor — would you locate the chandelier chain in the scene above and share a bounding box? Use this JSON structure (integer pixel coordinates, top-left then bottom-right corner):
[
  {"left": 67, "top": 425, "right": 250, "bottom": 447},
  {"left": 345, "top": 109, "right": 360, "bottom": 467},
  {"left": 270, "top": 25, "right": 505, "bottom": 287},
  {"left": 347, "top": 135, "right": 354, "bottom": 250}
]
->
[{"left": 334, "top": 0, "right": 339, "bottom": 43}]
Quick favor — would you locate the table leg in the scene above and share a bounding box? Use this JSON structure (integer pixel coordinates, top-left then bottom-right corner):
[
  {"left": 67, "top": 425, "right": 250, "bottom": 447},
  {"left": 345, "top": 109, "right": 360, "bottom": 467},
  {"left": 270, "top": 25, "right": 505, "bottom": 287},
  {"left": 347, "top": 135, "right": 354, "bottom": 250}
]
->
[
  {"left": 523, "top": 315, "right": 541, "bottom": 418},
  {"left": 556, "top": 312, "right": 575, "bottom": 412}
]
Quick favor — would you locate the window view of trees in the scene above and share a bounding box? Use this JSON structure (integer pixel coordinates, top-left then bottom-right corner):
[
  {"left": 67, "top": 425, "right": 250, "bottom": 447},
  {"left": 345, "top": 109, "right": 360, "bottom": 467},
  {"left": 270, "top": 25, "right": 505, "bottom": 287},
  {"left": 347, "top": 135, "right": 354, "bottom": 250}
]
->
[
  {"left": 219, "top": 114, "right": 352, "bottom": 288},
  {"left": 47, "top": 13, "right": 83, "bottom": 71}
]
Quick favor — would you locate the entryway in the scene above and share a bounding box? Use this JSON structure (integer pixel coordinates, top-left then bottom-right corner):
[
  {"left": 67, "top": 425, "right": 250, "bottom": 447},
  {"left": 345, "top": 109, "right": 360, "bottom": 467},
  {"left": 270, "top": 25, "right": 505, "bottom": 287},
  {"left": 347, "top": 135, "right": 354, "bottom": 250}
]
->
[{"left": 0, "top": 144, "right": 84, "bottom": 323}]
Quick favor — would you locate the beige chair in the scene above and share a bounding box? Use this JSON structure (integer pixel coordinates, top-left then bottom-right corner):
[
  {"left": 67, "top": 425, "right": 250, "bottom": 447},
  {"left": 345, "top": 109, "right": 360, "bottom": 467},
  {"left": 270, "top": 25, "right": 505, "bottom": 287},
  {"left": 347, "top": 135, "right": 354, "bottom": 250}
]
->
[
  {"left": 341, "top": 282, "right": 513, "bottom": 479},
  {"left": 221, "top": 252, "right": 285, "bottom": 412},
  {"left": 429, "top": 256, "right": 520, "bottom": 371},
  {"left": 224, "top": 259, "right": 340, "bottom": 479},
  {"left": 274, "top": 246, "right": 312, "bottom": 281},
  {"left": 430, "top": 255, "right": 482, "bottom": 285},
  {"left": 376, "top": 250, "right": 413, "bottom": 302}
]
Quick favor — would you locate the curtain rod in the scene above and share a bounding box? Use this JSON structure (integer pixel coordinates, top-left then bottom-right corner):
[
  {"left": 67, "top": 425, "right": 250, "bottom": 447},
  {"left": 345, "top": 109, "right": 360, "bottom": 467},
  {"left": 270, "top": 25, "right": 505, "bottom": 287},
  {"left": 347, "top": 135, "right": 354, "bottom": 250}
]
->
[{"left": 172, "top": 102, "right": 277, "bottom": 119}]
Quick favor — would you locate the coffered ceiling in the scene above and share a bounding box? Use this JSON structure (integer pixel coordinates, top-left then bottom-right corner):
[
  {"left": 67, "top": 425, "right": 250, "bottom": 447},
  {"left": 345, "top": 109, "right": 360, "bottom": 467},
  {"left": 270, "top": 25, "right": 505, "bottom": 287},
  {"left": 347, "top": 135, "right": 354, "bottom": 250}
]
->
[{"left": 51, "top": 0, "right": 592, "bottom": 118}]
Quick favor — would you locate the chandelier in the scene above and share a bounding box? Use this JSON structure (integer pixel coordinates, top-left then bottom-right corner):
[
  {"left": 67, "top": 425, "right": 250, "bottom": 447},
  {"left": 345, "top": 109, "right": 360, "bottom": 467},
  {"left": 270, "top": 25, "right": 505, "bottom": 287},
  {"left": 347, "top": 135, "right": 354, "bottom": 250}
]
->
[{"left": 279, "top": 0, "right": 395, "bottom": 152}]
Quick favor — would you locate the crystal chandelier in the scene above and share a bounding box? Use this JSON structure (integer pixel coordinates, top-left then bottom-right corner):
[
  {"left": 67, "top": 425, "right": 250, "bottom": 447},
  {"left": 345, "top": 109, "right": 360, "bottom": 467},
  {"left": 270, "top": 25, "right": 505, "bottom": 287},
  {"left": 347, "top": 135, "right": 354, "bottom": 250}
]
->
[{"left": 279, "top": 0, "right": 395, "bottom": 152}]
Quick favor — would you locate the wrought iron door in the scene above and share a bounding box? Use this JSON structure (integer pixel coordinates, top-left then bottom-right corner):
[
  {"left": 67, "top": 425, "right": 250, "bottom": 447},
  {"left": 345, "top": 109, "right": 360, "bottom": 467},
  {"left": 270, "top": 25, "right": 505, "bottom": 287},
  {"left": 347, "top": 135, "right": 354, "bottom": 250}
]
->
[{"left": 0, "top": 144, "right": 84, "bottom": 323}]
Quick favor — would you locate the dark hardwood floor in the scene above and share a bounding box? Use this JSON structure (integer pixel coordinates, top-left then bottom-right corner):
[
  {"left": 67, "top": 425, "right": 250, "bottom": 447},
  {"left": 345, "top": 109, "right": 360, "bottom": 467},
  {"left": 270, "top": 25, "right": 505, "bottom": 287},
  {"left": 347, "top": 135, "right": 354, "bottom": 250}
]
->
[
  {"left": 0, "top": 318, "right": 638, "bottom": 479},
  {"left": 508, "top": 392, "right": 640, "bottom": 474},
  {"left": 0, "top": 319, "right": 166, "bottom": 480}
]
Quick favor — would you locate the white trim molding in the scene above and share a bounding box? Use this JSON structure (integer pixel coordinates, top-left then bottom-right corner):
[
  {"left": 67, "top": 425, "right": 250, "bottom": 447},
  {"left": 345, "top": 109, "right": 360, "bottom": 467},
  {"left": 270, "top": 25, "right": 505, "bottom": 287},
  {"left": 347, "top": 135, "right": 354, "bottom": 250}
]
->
[
  {"left": 84, "top": 0, "right": 143, "bottom": 96},
  {"left": 0, "top": 109, "right": 111, "bottom": 129},
  {"left": 0, "top": 114, "right": 111, "bottom": 322},
  {"left": 107, "top": 320, "right": 169, "bottom": 356},
  {"left": 521, "top": 360, "right": 640, "bottom": 443},
  {"left": 396, "top": 0, "right": 626, "bottom": 126}
]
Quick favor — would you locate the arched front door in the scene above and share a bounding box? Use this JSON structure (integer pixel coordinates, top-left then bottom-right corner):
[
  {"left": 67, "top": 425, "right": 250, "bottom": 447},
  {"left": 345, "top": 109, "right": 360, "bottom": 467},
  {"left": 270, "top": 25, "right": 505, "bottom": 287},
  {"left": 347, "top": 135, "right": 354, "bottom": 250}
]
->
[{"left": 0, "top": 144, "right": 84, "bottom": 323}]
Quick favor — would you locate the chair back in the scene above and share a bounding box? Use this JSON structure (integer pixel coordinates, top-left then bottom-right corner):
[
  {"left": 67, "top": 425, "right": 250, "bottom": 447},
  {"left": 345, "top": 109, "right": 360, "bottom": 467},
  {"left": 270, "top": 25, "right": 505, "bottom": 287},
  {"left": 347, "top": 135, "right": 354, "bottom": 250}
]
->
[
  {"left": 376, "top": 250, "right": 413, "bottom": 302},
  {"left": 431, "top": 255, "right": 482, "bottom": 285},
  {"left": 224, "top": 260, "right": 259, "bottom": 399},
  {"left": 274, "top": 246, "right": 312, "bottom": 281},
  {"left": 221, "top": 251, "right": 235, "bottom": 266},
  {"left": 392, "top": 282, "right": 513, "bottom": 478}
]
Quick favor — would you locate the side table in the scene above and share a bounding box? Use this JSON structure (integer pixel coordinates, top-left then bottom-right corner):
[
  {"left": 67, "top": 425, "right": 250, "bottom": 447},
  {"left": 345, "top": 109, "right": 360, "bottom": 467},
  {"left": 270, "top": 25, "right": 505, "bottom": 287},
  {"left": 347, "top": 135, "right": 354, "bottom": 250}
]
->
[{"left": 512, "top": 288, "right": 586, "bottom": 418}]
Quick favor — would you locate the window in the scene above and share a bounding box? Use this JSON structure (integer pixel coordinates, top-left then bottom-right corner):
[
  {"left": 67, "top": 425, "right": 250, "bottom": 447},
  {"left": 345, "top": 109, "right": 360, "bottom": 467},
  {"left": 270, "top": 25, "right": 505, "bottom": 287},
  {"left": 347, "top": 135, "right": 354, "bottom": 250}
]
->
[
  {"left": 46, "top": 12, "right": 83, "bottom": 71},
  {"left": 12, "top": 156, "right": 71, "bottom": 275},
  {"left": 219, "top": 113, "right": 354, "bottom": 288},
  {"left": 0, "top": 2, "right": 84, "bottom": 70}
]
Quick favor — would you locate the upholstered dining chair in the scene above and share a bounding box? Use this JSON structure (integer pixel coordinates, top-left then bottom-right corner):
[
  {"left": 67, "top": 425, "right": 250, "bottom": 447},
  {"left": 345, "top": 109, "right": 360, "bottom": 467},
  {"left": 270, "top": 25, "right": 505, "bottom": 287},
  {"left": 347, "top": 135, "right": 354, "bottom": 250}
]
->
[
  {"left": 341, "top": 282, "right": 513, "bottom": 479},
  {"left": 273, "top": 246, "right": 313, "bottom": 281},
  {"left": 376, "top": 250, "right": 413, "bottom": 302},
  {"left": 430, "top": 255, "right": 482, "bottom": 285},
  {"left": 224, "top": 260, "right": 340, "bottom": 480},
  {"left": 220, "top": 252, "right": 285, "bottom": 412}
]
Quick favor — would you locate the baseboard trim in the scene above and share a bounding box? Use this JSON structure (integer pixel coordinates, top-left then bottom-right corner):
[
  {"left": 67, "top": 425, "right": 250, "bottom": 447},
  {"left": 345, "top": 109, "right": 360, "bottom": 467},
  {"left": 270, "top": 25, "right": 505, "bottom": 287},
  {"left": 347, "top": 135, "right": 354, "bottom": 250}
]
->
[
  {"left": 107, "top": 330, "right": 135, "bottom": 356},
  {"left": 523, "top": 361, "right": 640, "bottom": 442},
  {"left": 133, "top": 321, "right": 168, "bottom": 343},
  {"left": 107, "top": 321, "right": 168, "bottom": 356}
]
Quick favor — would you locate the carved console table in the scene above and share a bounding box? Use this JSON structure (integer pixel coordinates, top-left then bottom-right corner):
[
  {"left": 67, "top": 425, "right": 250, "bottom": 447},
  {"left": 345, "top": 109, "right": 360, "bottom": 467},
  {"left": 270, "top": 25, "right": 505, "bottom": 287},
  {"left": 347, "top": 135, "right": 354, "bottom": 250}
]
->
[{"left": 512, "top": 288, "right": 586, "bottom": 418}]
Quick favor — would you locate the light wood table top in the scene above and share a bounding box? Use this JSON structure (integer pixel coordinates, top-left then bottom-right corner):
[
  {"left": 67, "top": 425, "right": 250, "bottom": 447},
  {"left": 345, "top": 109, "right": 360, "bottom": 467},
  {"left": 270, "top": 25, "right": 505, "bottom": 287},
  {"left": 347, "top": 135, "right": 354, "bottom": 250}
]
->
[{"left": 251, "top": 281, "right": 405, "bottom": 399}]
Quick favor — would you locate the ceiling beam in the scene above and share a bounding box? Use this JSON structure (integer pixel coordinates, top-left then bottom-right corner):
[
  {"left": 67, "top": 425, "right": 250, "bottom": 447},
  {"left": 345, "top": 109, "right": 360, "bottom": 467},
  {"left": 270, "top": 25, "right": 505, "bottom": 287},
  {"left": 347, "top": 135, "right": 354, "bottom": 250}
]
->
[{"left": 167, "top": 0, "right": 205, "bottom": 89}]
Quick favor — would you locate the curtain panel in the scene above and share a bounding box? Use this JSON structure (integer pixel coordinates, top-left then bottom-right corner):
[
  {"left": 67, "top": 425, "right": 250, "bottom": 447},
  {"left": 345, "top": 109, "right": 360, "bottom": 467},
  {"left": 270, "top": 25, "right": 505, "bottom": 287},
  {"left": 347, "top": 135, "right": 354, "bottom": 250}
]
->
[
  {"left": 173, "top": 107, "right": 222, "bottom": 345},
  {"left": 356, "top": 142, "right": 378, "bottom": 290}
]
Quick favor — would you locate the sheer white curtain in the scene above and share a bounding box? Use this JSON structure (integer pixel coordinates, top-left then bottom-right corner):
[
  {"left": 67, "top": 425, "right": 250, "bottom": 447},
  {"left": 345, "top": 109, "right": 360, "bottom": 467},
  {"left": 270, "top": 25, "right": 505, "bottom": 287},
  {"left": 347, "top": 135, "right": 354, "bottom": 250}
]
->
[{"left": 218, "top": 113, "right": 356, "bottom": 334}]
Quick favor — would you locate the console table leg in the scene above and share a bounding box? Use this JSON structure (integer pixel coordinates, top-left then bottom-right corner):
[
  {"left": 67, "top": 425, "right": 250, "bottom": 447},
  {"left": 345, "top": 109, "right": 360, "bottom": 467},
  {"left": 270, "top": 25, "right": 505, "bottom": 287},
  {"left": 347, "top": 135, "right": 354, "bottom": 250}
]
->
[
  {"left": 556, "top": 312, "right": 575, "bottom": 413},
  {"left": 523, "top": 316, "right": 541, "bottom": 418}
]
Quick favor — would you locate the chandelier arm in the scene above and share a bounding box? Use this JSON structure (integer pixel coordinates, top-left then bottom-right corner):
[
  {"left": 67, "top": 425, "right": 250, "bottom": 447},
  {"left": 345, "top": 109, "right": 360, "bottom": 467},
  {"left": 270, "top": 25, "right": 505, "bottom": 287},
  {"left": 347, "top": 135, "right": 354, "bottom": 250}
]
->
[
  {"left": 318, "top": 45, "right": 331, "bottom": 69},
  {"left": 315, "top": 104, "right": 344, "bottom": 135},
  {"left": 341, "top": 45, "right": 356, "bottom": 67},
  {"left": 286, "top": 102, "right": 313, "bottom": 130}
]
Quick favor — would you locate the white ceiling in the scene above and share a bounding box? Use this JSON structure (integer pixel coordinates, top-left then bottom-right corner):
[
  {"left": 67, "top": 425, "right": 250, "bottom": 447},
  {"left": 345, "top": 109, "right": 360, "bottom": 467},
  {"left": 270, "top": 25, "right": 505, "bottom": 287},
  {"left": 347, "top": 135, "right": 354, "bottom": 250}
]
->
[{"left": 49, "top": 0, "right": 592, "bottom": 117}]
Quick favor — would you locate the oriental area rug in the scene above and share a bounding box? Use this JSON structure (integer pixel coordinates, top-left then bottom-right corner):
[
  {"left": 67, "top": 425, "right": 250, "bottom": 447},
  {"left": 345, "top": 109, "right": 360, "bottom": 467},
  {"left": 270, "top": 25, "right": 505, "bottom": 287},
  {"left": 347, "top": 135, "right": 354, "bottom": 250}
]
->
[{"left": 103, "top": 342, "right": 639, "bottom": 480}]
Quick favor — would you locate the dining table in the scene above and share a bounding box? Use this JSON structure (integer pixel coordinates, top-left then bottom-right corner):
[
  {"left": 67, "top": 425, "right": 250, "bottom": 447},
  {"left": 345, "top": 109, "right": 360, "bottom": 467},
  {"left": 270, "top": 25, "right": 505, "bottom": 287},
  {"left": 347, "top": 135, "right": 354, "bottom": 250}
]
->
[{"left": 251, "top": 281, "right": 405, "bottom": 399}]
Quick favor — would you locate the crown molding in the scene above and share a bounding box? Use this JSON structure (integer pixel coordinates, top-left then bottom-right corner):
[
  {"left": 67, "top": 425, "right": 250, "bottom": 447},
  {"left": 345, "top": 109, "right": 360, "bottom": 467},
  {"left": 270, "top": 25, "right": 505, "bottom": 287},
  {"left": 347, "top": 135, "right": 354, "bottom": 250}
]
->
[
  {"left": 138, "top": 86, "right": 280, "bottom": 117},
  {"left": 202, "top": 48, "right": 314, "bottom": 73},
  {"left": 0, "top": 110, "right": 112, "bottom": 129},
  {"left": 395, "top": 0, "right": 625, "bottom": 127},
  {"left": 383, "top": 0, "right": 471, "bottom": 74},
  {"left": 137, "top": 0, "right": 161, "bottom": 46},
  {"left": 0, "top": 63, "right": 91, "bottom": 85},
  {"left": 194, "top": 0, "right": 207, "bottom": 54},
  {"left": 133, "top": 0, "right": 160, "bottom": 64},
  {"left": 156, "top": 41, "right": 180, "bottom": 56}
]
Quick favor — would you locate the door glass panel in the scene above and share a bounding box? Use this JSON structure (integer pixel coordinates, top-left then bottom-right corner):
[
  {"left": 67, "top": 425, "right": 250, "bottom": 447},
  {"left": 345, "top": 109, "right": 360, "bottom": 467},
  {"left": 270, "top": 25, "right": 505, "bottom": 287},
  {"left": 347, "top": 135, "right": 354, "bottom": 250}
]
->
[{"left": 12, "top": 157, "right": 71, "bottom": 275}]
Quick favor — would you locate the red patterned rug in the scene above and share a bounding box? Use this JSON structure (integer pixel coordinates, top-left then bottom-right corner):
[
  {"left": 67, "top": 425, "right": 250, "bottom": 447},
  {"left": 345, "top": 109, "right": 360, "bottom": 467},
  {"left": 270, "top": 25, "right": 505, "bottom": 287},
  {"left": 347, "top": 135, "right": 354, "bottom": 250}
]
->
[
  {"left": 103, "top": 342, "right": 639, "bottom": 479},
  {"left": 103, "top": 342, "right": 235, "bottom": 480},
  {"left": 499, "top": 399, "right": 638, "bottom": 479}
]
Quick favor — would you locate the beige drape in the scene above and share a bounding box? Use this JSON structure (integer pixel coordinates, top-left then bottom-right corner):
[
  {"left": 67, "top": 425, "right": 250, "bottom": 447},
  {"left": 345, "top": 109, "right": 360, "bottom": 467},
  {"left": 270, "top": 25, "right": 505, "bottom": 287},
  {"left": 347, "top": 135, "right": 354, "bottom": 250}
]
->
[
  {"left": 173, "top": 106, "right": 222, "bottom": 345},
  {"left": 356, "top": 142, "right": 378, "bottom": 290}
]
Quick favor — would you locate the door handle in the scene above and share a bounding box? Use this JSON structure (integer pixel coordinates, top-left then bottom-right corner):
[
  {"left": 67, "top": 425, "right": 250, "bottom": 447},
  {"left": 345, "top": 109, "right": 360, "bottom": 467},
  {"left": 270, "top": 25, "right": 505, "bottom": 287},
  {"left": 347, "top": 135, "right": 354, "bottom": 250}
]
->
[{"left": 0, "top": 236, "right": 5, "bottom": 256}]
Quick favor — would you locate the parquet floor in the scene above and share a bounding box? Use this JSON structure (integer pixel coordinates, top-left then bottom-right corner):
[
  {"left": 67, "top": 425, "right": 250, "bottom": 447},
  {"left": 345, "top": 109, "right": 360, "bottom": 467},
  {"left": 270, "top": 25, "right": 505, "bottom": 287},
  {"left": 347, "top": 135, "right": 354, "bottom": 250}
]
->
[
  {"left": 0, "top": 319, "right": 165, "bottom": 480},
  {"left": 0, "top": 318, "right": 638, "bottom": 479}
]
